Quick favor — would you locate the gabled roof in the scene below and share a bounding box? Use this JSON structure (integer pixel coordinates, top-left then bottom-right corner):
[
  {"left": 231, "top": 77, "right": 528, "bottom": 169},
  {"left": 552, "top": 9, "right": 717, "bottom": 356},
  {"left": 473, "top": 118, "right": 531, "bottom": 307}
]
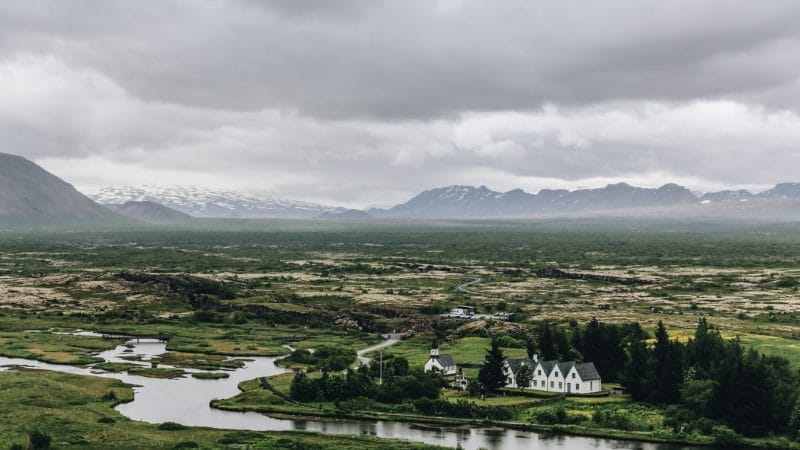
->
[
  {"left": 437, "top": 354, "right": 456, "bottom": 368},
  {"left": 574, "top": 362, "right": 601, "bottom": 381},
  {"left": 557, "top": 361, "right": 575, "bottom": 377},
  {"left": 537, "top": 360, "right": 557, "bottom": 376},
  {"left": 508, "top": 358, "right": 601, "bottom": 381},
  {"left": 505, "top": 358, "right": 535, "bottom": 373}
]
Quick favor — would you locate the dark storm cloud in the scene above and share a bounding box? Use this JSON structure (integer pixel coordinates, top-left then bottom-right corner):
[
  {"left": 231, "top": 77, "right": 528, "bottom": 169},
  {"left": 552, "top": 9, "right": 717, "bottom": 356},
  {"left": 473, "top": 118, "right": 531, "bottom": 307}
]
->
[
  {"left": 1, "top": 0, "right": 800, "bottom": 206},
  {"left": 2, "top": 0, "right": 799, "bottom": 119}
]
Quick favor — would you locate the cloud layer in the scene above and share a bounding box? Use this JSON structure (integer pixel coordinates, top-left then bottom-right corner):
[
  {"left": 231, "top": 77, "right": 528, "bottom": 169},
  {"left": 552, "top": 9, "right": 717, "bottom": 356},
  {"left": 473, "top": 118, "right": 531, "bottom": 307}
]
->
[{"left": 2, "top": 1, "right": 800, "bottom": 206}]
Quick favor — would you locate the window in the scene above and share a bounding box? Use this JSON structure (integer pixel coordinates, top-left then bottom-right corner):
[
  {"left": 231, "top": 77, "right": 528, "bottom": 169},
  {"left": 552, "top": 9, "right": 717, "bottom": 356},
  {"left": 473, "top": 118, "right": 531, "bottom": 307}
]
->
[
  {"left": 576, "top": 384, "right": 580, "bottom": 390},
  {"left": 533, "top": 380, "right": 537, "bottom": 387},
  {"left": 572, "top": 373, "right": 576, "bottom": 379},
  {"left": 550, "top": 381, "right": 554, "bottom": 388},
  {"left": 537, "top": 370, "right": 541, "bottom": 375},
  {"left": 554, "top": 371, "right": 558, "bottom": 377},
  {"left": 559, "top": 382, "right": 562, "bottom": 389}
]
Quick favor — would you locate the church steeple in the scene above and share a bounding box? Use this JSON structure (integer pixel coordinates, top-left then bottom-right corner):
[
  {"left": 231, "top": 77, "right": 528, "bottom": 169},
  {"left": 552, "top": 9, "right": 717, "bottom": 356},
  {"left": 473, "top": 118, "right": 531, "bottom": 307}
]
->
[{"left": 430, "top": 338, "right": 439, "bottom": 358}]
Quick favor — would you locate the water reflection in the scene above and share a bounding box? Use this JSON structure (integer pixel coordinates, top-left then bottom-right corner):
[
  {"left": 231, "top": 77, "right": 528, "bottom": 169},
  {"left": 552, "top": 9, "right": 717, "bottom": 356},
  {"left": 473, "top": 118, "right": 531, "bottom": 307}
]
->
[{"left": 1, "top": 336, "right": 713, "bottom": 450}]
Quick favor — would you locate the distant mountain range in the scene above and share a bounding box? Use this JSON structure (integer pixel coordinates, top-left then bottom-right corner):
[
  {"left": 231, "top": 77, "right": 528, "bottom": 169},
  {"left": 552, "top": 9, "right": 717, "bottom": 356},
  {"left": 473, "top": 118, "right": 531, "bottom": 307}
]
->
[
  {"left": 5, "top": 152, "right": 800, "bottom": 226},
  {"left": 92, "top": 182, "right": 800, "bottom": 220},
  {"left": 89, "top": 186, "right": 346, "bottom": 219},
  {"left": 0, "top": 152, "right": 127, "bottom": 227},
  {"left": 369, "top": 183, "right": 698, "bottom": 218}
]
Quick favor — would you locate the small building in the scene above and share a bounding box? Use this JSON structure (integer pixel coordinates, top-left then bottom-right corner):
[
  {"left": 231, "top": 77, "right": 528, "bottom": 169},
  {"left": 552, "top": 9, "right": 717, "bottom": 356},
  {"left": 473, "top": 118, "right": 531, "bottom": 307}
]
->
[
  {"left": 448, "top": 305, "right": 476, "bottom": 318},
  {"left": 380, "top": 329, "right": 413, "bottom": 340},
  {"left": 503, "top": 355, "right": 602, "bottom": 394},
  {"left": 492, "top": 311, "right": 515, "bottom": 321},
  {"left": 423, "top": 340, "right": 458, "bottom": 376}
]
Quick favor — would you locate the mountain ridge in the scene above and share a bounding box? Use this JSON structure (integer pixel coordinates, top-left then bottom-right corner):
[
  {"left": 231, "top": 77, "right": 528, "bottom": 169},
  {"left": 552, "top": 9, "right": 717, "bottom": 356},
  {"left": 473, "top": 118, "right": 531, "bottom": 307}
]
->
[
  {"left": 90, "top": 185, "right": 346, "bottom": 219},
  {"left": 0, "top": 152, "right": 128, "bottom": 227}
]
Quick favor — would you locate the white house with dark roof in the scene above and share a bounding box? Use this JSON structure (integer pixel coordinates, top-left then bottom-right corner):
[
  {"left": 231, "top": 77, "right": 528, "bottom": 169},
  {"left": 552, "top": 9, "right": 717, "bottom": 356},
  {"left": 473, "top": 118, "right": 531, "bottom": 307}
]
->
[
  {"left": 503, "top": 355, "right": 602, "bottom": 394},
  {"left": 423, "top": 340, "right": 458, "bottom": 376}
]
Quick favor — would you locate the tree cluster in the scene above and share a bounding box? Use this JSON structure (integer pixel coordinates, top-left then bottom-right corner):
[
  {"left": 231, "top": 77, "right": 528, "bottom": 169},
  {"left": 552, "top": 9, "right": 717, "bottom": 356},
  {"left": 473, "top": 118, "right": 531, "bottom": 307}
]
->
[
  {"left": 284, "top": 346, "right": 357, "bottom": 372},
  {"left": 628, "top": 318, "right": 800, "bottom": 438},
  {"left": 289, "top": 356, "right": 445, "bottom": 405}
]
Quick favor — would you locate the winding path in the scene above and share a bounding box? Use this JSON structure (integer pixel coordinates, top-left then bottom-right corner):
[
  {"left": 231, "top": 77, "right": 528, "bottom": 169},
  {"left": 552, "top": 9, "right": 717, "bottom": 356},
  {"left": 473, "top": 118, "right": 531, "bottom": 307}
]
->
[
  {"left": 456, "top": 277, "right": 483, "bottom": 295},
  {"left": 356, "top": 338, "right": 399, "bottom": 366}
]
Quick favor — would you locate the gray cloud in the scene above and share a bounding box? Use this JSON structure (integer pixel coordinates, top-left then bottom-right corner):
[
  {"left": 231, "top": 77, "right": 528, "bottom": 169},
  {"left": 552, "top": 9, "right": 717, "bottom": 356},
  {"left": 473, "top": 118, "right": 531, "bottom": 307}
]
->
[{"left": 1, "top": 0, "right": 800, "bottom": 206}]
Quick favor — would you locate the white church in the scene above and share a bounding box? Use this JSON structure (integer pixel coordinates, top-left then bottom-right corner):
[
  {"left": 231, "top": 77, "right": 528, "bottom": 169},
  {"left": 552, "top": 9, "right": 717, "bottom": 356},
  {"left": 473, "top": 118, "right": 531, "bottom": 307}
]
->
[
  {"left": 423, "top": 340, "right": 469, "bottom": 390},
  {"left": 503, "top": 355, "right": 602, "bottom": 394},
  {"left": 423, "top": 340, "right": 458, "bottom": 375}
]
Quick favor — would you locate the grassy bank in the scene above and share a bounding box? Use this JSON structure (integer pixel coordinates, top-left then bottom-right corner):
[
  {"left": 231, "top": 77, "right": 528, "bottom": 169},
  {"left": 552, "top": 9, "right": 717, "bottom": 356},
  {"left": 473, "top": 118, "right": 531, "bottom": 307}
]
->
[{"left": 0, "top": 368, "right": 444, "bottom": 449}]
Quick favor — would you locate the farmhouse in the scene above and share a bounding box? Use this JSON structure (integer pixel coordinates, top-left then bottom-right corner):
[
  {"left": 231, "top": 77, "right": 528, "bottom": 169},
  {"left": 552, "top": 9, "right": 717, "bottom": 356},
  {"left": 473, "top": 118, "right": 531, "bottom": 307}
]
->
[
  {"left": 503, "top": 355, "right": 602, "bottom": 394},
  {"left": 423, "top": 340, "right": 458, "bottom": 376}
]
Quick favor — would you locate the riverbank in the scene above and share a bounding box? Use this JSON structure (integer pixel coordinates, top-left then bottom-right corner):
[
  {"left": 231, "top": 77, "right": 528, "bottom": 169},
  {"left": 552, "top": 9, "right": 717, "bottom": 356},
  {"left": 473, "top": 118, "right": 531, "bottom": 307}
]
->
[
  {"left": 0, "top": 368, "right": 443, "bottom": 449},
  {"left": 211, "top": 375, "right": 799, "bottom": 450}
]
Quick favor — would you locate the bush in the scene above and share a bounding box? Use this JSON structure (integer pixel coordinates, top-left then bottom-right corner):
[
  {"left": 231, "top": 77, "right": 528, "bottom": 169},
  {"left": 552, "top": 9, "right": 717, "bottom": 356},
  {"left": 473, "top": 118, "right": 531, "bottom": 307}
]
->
[
  {"left": 413, "top": 398, "right": 512, "bottom": 420},
  {"left": 533, "top": 407, "right": 583, "bottom": 426},
  {"left": 172, "top": 442, "right": 199, "bottom": 449},
  {"left": 592, "top": 410, "right": 633, "bottom": 430},
  {"left": 711, "top": 425, "right": 741, "bottom": 447},
  {"left": 97, "top": 417, "right": 116, "bottom": 424},
  {"left": 284, "top": 346, "right": 356, "bottom": 372},
  {"left": 158, "top": 421, "right": 188, "bottom": 430},
  {"left": 27, "top": 430, "right": 51, "bottom": 450}
]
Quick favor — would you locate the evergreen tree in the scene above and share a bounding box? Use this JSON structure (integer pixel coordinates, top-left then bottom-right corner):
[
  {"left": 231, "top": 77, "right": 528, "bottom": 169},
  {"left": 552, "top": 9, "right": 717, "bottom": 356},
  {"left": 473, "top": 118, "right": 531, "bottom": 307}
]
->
[
  {"left": 647, "top": 321, "right": 682, "bottom": 403},
  {"left": 623, "top": 334, "right": 648, "bottom": 401},
  {"left": 525, "top": 336, "right": 537, "bottom": 360},
  {"left": 289, "top": 371, "right": 319, "bottom": 402},
  {"left": 789, "top": 399, "right": 800, "bottom": 441},
  {"left": 515, "top": 364, "right": 533, "bottom": 390},
  {"left": 478, "top": 339, "right": 507, "bottom": 393},
  {"left": 553, "top": 326, "right": 571, "bottom": 360},
  {"left": 538, "top": 323, "right": 557, "bottom": 361}
]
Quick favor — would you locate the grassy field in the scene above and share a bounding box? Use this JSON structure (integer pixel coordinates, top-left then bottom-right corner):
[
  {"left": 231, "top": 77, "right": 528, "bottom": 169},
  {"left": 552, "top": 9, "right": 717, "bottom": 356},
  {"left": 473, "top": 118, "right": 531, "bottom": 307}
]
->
[{"left": 2, "top": 224, "right": 800, "bottom": 447}]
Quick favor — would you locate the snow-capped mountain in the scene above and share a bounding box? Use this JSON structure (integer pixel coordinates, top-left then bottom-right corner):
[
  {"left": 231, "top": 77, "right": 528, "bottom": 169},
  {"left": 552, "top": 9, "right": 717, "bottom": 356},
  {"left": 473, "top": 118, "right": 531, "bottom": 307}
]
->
[
  {"left": 89, "top": 186, "right": 345, "bottom": 219},
  {"left": 699, "top": 189, "right": 754, "bottom": 203},
  {"left": 757, "top": 183, "right": 800, "bottom": 199},
  {"left": 370, "top": 183, "right": 698, "bottom": 218}
]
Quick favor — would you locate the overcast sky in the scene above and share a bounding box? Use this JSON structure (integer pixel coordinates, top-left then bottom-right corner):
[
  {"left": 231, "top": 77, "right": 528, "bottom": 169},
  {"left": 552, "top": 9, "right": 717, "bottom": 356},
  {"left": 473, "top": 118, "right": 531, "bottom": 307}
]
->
[{"left": 2, "top": 1, "right": 800, "bottom": 207}]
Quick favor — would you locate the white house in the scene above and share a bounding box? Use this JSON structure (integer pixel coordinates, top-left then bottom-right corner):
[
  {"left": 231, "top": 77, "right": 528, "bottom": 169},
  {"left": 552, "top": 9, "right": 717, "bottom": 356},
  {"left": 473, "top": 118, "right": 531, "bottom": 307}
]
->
[
  {"left": 503, "top": 355, "right": 602, "bottom": 394},
  {"left": 447, "top": 305, "right": 476, "bottom": 318},
  {"left": 423, "top": 340, "right": 458, "bottom": 376}
]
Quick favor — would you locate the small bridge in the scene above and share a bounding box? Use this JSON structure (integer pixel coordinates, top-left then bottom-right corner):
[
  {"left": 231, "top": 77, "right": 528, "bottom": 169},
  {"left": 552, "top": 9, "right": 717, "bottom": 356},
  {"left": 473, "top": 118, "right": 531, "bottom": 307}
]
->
[{"left": 101, "top": 332, "right": 171, "bottom": 343}]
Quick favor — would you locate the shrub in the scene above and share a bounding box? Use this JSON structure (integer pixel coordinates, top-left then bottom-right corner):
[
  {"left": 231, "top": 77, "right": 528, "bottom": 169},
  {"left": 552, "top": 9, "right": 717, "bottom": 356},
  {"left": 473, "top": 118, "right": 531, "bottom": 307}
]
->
[
  {"left": 27, "top": 430, "right": 51, "bottom": 450},
  {"left": 97, "top": 417, "right": 116, "bottom": 424},
  {"left": 711, "top": 425, "right": 741, "bottom": 447},
  {"left": 593, "top": 410, "right": 634, "bottom": 430},
  {"left": 158, "top": 421, "right": 188, "bottom": 430}
]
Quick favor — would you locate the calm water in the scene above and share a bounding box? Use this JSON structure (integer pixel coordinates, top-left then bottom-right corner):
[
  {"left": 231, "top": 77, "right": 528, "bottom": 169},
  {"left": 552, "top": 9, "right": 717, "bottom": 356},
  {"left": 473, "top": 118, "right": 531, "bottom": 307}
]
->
[{"left": 0, "top": 335, "right": 712, "bottom": 450}]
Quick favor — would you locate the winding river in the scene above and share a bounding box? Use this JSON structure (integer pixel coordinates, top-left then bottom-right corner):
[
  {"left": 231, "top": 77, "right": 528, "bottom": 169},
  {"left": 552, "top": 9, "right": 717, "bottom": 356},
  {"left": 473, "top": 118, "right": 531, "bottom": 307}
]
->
[{"left": 0, "top": 335, "right": 712, "bottom": 450}]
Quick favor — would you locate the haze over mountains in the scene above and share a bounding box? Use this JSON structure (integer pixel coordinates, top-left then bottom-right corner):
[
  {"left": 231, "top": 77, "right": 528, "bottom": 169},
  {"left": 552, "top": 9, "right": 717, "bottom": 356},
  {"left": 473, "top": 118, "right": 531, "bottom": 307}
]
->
[
  {"left": 90, "top": 186, "right": 346, "bottom": 219},
  {"left": 107, "top": 201, "right": 192, "bottom": 224},
  {"left": 4, "top": 152, "right": 800, "bottom": 227}
]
